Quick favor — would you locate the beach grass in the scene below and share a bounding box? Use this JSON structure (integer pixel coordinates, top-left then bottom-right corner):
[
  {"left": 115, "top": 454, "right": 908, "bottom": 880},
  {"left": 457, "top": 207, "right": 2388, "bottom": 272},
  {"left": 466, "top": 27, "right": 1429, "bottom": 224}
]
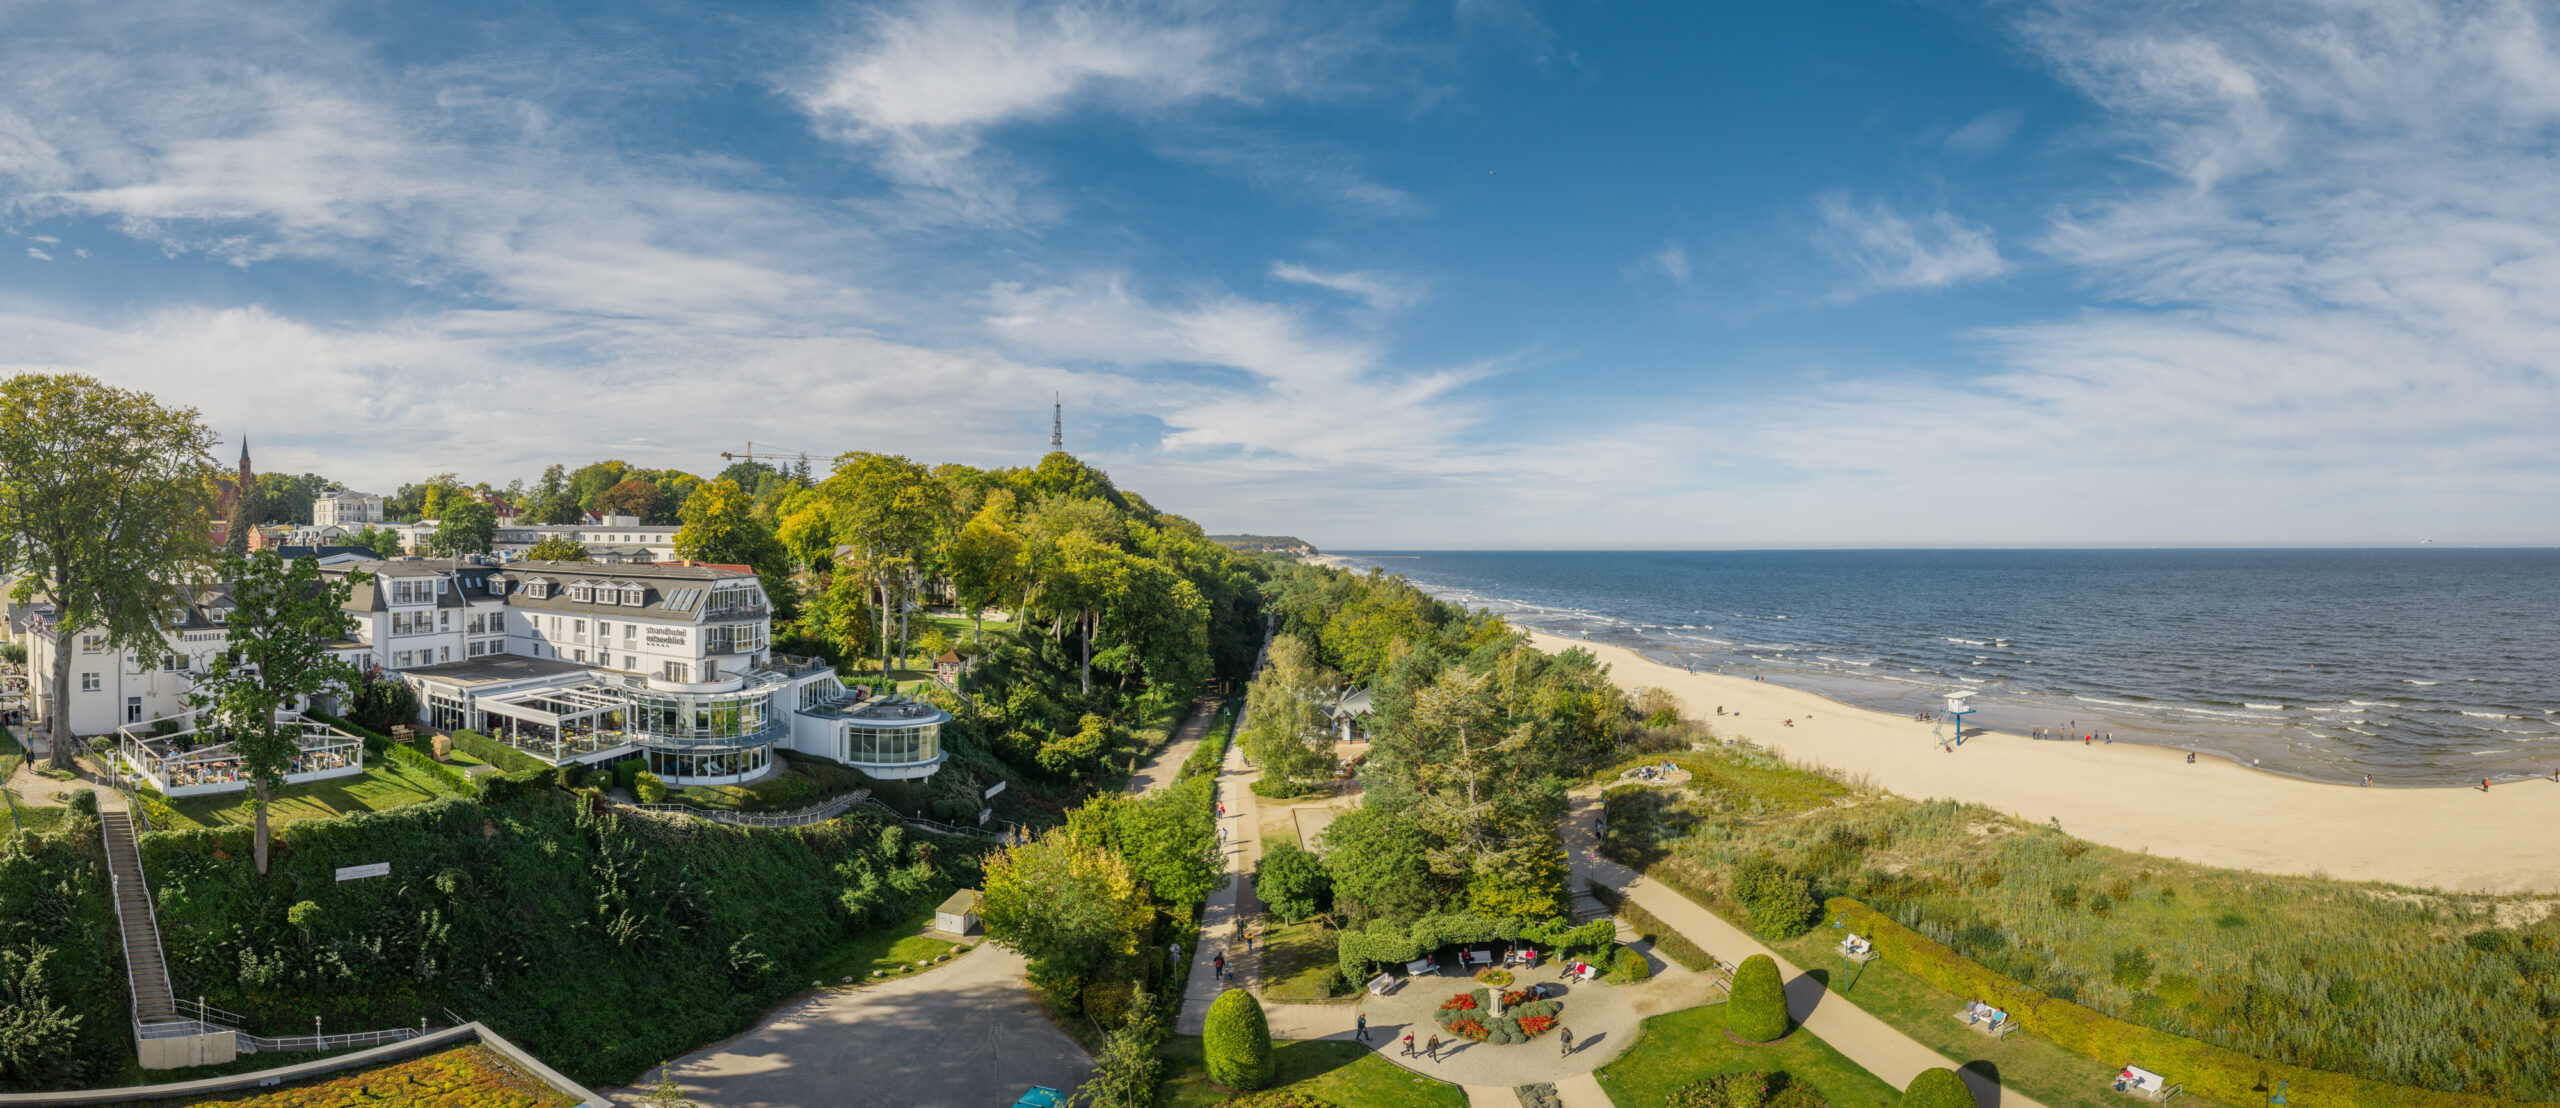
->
[
  {"left": 1592, "top": 1003, "right": 1902, "bottom": 1108},
  {"left": 1602, "top": 740, "right": 2560, "bottom": 1102},
  {"left": 1158, "top": 1036, "right": 1467, "bottom": 1108},
  {"left": 156, "top": 759, "right": 470, "bottom": 831}
]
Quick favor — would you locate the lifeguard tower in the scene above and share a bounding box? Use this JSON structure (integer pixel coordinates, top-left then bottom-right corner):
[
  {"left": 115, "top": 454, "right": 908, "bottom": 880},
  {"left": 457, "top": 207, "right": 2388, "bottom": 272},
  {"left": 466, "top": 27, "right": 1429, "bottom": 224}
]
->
[{"left": 1939, "top": 691, "right": 1976, "bottom": 746}]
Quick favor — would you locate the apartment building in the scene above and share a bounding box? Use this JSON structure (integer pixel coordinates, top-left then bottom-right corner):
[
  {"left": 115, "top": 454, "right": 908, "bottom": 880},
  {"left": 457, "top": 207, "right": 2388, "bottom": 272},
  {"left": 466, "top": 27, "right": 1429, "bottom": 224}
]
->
[{"left": 311, "top": 490, "right": 385, "bottom": 528}]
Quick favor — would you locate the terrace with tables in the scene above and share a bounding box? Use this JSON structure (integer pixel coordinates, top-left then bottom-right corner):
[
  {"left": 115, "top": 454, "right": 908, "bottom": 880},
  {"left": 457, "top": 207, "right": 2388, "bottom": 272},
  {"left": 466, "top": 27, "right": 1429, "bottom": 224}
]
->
[{"left": 115, "top": 712, "right": 366, "bottom": 796}]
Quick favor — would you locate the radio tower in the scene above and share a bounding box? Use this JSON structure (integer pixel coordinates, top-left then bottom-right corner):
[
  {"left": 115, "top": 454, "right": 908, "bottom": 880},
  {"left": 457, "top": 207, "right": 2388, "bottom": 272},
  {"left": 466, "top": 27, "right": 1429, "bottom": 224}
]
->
[{"left": 1050, "top": 393, "right": 1064, "bottom": 452}]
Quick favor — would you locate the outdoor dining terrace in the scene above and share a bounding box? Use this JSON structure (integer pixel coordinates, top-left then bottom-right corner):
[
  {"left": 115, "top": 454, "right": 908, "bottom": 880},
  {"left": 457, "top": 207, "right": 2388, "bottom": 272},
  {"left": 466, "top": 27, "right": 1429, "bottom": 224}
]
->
[{"left": 115, "top": 712, "right": 366, "bottom": 797}]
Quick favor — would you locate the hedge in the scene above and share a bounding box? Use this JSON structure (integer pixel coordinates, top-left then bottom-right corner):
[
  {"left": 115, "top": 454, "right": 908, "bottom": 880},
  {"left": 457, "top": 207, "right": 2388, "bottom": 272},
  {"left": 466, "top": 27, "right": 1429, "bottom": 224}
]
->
[
  {"left": 1335, "top": 910, "right": 1616, "bottom": 985},
  {"left": 450, "top": 729, "right": 550, "bottom": 774},
  {"left": 384, "top": 741, "right": 474, "bottom": 793},
  {"left": 1726, "top": 954, "right": 1787, "bottom": 1042},
  {"left": 1589, "top": 884, "right": 1717, "bottom": 972},
  {"left": 1825, "top": 897, "right": 2517, "bottom": 1108},
  {"left": 472, "top": 766, "right": 553, "bottom": 804}
]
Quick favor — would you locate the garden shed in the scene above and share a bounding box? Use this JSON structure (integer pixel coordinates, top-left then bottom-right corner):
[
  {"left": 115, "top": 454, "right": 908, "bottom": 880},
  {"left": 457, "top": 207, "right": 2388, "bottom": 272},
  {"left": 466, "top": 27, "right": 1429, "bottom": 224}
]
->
[{"left": 935, "top": 889, "right": 982, "bottom": 935}]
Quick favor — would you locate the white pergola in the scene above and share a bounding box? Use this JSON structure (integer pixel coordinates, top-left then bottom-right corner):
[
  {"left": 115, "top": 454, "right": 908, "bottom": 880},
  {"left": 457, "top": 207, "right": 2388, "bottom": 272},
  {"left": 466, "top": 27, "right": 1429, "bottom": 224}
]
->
[{"left": 475, "top": 682, "right": 632, "bottom": 763}]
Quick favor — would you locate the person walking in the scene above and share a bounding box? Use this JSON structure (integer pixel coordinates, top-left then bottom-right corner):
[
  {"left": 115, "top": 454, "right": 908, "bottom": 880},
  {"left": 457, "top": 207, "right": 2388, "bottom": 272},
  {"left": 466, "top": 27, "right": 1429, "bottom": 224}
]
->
[
  {"left": 1400, "top": 1031, "right": 1416, "bottom": 1057},
  {"left": 1213, "top": 953, "right": 1226, "bottom": 981},
  {"left": 1245, "top": 931, "right": 1254, "bottom": 954},
  {"left": 1355, "top": 1012, "right": 1369, "bottom": 1042},
  {"left": 1559, "top": 1026, "right": 1574, "bottom": 1056},
  {"left": 1423, "top": 1034, "right": 1442, "bottom": 1061}
]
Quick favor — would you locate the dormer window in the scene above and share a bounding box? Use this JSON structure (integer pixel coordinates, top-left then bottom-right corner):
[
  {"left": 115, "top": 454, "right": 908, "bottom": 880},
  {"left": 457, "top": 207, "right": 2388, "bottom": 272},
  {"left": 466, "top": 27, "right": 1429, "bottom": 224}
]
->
[
  {"left": 622, "top": 586, "right": 645, "bottom": 606},
  {"left": 523, "top": 577, "right": 550, "bottom": 599},
  {"left": 569, "top": 583, "right": 592, "bottom": 602}
]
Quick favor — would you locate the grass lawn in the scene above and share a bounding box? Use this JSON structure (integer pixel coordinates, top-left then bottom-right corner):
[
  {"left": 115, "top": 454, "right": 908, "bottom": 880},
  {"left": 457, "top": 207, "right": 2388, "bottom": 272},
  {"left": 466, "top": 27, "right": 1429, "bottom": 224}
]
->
[
  {"left": 158, "top": 759, "right": 470, "bottom": 831},
  {"left": 9, "top": 804, "right": 66, "bottom": 834},
  {"left": 1593, "top": 1004, "right": 1902, "bottom": 1108},
  {"left": 1160, "top": 1036, "right": 1467, "bottom": 1108},
  {"left": 1768, "top": 934, "right": 2238, "bottom": 1108},
  {"left": 1260, "top": 918, "right": 1350, "bottom": 1002},
  {"left": 803, "top": 906, "right": 980, "bottom": 986}
]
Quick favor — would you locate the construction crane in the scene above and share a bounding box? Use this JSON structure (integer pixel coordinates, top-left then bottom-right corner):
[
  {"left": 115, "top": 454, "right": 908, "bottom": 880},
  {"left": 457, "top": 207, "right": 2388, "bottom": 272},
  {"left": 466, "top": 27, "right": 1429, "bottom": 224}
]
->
[{"left": 718, "top": 442, "right": 815, "bottom": 479}]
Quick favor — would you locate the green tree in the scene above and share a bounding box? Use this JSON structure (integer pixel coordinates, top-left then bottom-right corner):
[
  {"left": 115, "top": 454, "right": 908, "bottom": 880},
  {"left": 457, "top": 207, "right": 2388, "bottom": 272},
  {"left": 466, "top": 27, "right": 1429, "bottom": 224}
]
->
[
  {"left": 815, "top": 573, "right": 877, "bottom": 669},
  {"left": 532, "top": 464, "right": 583, "bottom": 524},
  {"left": 1201, "top": 989, "right": 1273, "bottom": 1090},
  {"left": 185, "top": 549, "right": 365, "bottom": 874},
  {"left": 1066, "top": 783, "right": 1222, "bottom": 907},
  {"left": 1725, "top": 953, "right": 1788, "bottom": 1043},
  {"left": 1238, "top": 635, "right": 1336, "bottom": 792},
  {"left": 345, "top": 524, "right": 404, "bottom": 559},
  {"left": 1902, "top": 1067, "right": 1976, "bottom": 1108},
  {"left": 595, "top": 478, "right": 663, "bottom": 520},
  {"left": 526, "top": 534, "right": 589, "bottom": 562},
  {"left": 1314, "top": 806, "right": 1437, "bottom": 926},
  {"left": 253, "top": 472, "right": 334, "bottom": 526},
  {"left": 0, "top": 947, "right": 88, "bottom": 1085},
  {"left": 1252, "top": 841, "right": 1331, "bottom": 921},
  {"left": 942, "top": 501, "right": 1022, "bottom": 647},
  {"left": 978, "top": 830, "right": 1152, "bottom": 1008},
  {"left": 0, "top": 374, "right": 221, "bottom": 771},
  {"left": 675, "top": 479, "right": 787, "bottom": 575},
  {"left": 224, "top": 472, "right": 262, "bottom": 556},
  {"left": 426, "top": 499, "right": 497, "bottom": 557},
  {"left": 820, "top": 453, "right": 951, "bottom": 677}
]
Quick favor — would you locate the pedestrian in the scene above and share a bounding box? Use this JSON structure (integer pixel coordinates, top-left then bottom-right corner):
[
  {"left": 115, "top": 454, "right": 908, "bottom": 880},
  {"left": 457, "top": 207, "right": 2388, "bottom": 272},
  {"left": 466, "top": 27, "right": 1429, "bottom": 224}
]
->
[
  {"left": 2363, "top": 774, "right": 2371, "bottom": 787},
  {"left": 1559, "top": 1027, "right": 1574, "bottom": 1056},
  {"left": 1245, "top": 931, "right": 1255, "bottom": 954},
  {"left": 2483, "top": 777, "right": 2491, "bottom": 792},
  {"left": 1214, "top": 953, "right": 1225, "bottom": 981},
  {"left": 1400, "top": 1031, "right": 1416, "bottom": 1057},
  {"left": 1424, "top": 1034, "right": 1442, "bottom": 1060},
  {"left": 1216, "top": 800, "right": 1225, "bottom": 817},
  {"left": 1355, "top": 1012, "right": 1369, "bottom": 1042},
  {"left": 2186, "top": 751, "right": 2194, "bottom": 764}
]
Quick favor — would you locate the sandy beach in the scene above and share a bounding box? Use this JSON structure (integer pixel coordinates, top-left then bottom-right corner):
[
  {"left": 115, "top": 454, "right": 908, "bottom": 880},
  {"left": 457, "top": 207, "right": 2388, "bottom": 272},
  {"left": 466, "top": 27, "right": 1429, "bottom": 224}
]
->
[{"left": 1522, "top": 631, "right": 2558, "bottom": 895}]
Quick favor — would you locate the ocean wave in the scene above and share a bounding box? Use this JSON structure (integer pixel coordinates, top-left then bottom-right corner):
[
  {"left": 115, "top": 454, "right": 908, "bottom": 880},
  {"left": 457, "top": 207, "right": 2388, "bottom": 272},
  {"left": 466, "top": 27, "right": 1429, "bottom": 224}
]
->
[
  {"left": 2074, "top": 695, "right": 2145, "bottom": 708},
  {"left": 2458, "top": 711, "right": 2520, "bottom": 720},
  {"left": 2404, "top": 679, "right": 2441, "bottom": 686},
  {"left": 2244, "top": 703, "right": 2285, "bottom": 711},
  {"left": 2345, "top": 727, "right": 2378, "bottom": 736},
  {"left": 1944, "top": 637, "right": 1990, "bottom": 646},
  {"left": 2348, "top": 700, "right": 2389, "bottom": 708}
]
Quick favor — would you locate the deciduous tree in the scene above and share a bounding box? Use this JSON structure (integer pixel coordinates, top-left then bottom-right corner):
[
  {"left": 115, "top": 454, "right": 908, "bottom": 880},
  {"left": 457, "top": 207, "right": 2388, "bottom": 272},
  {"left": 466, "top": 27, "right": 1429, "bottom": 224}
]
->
[
  {"left": 595, "top": 478, "right": 663, "bottom": 520},
  {"left": 525, "top": 535, "right": 588, "bottom": 562},
  {"left": 0, "top": 374, "right": 220, "bottom": 771},
  {"left": 426, "top": 499, "right": 497, "bottom": 557},
  {"left": 978, "top": 830, "right": 1151, "bottom": 1008},
  {"left": 186, "top": 550, "right": 366, "bottom": 874}
]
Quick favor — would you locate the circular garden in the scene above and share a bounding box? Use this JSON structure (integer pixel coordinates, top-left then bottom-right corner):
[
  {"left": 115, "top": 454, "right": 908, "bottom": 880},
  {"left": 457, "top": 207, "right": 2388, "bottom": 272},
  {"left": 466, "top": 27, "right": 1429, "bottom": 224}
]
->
[{"left": 1433, "top": 968, "right": 1564, "bottom": 1046}]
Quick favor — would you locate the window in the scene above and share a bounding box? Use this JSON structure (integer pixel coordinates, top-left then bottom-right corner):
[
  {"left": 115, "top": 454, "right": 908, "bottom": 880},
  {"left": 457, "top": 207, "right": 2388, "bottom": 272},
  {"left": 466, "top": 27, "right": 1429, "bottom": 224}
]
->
[
  {"left": 575, "top": 649, "right": 587, "bottom": 663},
  {"left": 487, "top": 577, "right": 507, "bottom": 595},
  {"left": 624, "top": 655, "right": 637, "bottom": 671},
  {"left": 623, "top": 623, "right": 636, "bottom": 642},
  {"left": 127, "top": 697, "right": 143, "bottom": 724},
  {"left": 81, "top": 672, "right": 100, "bottom": 691},
  {"left": 80, "top": 634, "right": 104, "bottom": 653},
  {"left": 623, "top": 586, "right": 644, "bottom": 605},
  {"left": 439, "top": 609, "right": 451, "bottom": 631},
  {"left": 523, "top": 578, "right": 549, "bottom": 599},
  {"left": 569, "top": 583, "right": 591, "bottom": 602},
  {"left": 573, "top": 619, "right": 587, "bottom": 638},
  {"left": 596, "top": 621, "right": 611, "bottom": 640},
  {"left": 468, "top": 612, "right": 484, "bottom": 635},
  {"left": 440, "top": 646, "right": 451, "bottom": 663},
  {"left": 487, "top": 612, "right": 505, "bottom": 635},
  {"left": 660, "top": 661, "right": 689, "bottom": 682},
  {"left": 393, "top": 651, "right": 413, "bottom": 668}
]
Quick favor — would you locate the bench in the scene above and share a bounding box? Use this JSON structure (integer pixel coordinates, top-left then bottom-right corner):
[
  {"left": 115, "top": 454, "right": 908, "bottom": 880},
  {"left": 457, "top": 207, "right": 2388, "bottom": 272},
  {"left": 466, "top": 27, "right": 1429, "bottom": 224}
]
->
[
  {"left": 1953, "top": 1008, "right": 2019, "bottom": 1040},
  {"left": 1838, "top": 941, "right": 1878, "bottom": 965},
  {"left": 1405, "top": 957, "right": 1439, "bottom": 977},
  {"left": 1365, "top": 973, "right": 1400, "bottom": 997},
  {"left": 1459, "top": 948, "right": 1495, "bottom": 970},
  {"left": 2109, "top": 1065, "right": 2178, "bottom": 1102}
]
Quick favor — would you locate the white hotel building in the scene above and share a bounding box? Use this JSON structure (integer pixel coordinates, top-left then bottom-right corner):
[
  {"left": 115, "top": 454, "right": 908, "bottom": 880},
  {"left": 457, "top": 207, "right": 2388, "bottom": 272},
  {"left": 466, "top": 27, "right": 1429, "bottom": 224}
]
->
[
  {"left": 324, "top": 558, "right": 947, "bottom": 787},
  {"left": 19, "top": 554, "right": 945, "bottom": 794}
]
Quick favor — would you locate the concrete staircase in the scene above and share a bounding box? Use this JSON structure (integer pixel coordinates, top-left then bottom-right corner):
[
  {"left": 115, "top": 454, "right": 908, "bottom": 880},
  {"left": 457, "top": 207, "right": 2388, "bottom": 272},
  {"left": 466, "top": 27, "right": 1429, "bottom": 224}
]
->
[{"left": 98, "top": 811, "right": 180, "bottom": 1025}]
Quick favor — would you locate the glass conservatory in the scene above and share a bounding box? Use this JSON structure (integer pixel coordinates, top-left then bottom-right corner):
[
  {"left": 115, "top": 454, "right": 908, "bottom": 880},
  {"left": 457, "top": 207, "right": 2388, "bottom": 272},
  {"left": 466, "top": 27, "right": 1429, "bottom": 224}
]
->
[
  {"left": 114, "top": 712, "right": 366, "bottom": 797},
  {"left": 796, "top": 680, "right": 949, "bottom": 780}
]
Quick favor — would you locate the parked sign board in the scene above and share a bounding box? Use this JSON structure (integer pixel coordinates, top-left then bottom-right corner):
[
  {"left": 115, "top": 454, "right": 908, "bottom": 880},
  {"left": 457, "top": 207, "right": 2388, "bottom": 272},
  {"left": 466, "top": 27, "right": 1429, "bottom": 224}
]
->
[{"left": 335, "top": 862, "right": 391, "bottom": 882}]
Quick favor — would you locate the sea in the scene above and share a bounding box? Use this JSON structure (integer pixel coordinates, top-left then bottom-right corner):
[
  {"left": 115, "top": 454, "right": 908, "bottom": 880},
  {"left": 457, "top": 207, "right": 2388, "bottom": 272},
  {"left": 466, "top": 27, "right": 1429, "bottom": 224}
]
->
[{"left": 1321, "top": 549, "right": 2560, "bottom": 787}]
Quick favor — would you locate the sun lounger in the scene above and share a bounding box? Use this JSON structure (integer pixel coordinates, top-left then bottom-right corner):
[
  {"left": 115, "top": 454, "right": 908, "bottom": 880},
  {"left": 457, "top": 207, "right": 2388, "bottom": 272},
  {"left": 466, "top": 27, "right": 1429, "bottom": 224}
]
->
[{"left": 1366, "top": 973, "right": 1400, "bottom": 997}]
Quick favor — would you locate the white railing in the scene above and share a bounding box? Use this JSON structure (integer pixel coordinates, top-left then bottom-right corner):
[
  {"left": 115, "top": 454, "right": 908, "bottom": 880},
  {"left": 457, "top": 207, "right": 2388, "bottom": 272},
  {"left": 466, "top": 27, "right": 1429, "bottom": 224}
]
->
[
  {"left": 240, "top": 1025, "right": 424, "bottom": 1054},
  {"left": 852, "top": 795, "right": 1005, "bottom": 841},
  {"left": 101, "top": 813, "right": 180, "bottom": 1032}
]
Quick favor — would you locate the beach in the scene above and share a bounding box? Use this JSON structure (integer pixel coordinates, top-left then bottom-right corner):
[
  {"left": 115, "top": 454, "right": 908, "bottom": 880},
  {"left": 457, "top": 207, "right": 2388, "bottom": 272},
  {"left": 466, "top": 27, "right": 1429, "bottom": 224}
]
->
[{"left": 1524, "top": 630, "right": 2558, "bottom": 895}]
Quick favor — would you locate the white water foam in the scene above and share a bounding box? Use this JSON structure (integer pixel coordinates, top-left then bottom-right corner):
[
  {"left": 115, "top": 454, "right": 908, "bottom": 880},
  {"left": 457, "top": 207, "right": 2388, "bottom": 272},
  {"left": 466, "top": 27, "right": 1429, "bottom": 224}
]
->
[
  {"left": 2404, "top": 679, "right": 2441, "bottom": 686},
  {"left": 2244, "top": 703, "right": 2285, "bottom": 711}
]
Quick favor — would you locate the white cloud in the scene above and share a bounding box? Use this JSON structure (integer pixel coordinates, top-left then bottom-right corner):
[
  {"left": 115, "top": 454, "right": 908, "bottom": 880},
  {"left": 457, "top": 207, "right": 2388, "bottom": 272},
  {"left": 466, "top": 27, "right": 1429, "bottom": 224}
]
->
[
  {"left": 1941, "top": 108, "right": 2025, "bottom": 157},
  {"left": 1269, "top": 261, "right": 1420, "bottom": 311},
  {"left": 1643, "top": 240, "right": 1691, "bottom": 286},
  {"left": 23, "top": 248, "right": 48, "bottom": 261},
  {"left": 1812, "top": 193, "right": 2008, "bottom": 294}
]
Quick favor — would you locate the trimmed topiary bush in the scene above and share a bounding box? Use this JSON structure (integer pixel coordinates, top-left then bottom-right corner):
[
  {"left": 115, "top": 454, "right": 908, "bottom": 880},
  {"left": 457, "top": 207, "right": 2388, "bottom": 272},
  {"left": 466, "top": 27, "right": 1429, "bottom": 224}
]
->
[
  {"left": 613, "top": 758, "right": 642, "bottom": 792},
  {"left": 1606, "top": 947, "right": 1651, "bottom": 983},
  {"left": 1726, "top": 953, "right": 1788, "bottom": 1043},
  {"left": 635, "top": 770, "right": 666, "bottom": 803},
  {"left": 1903, "top": 1067, "right": 1975, "bottom": 1108},
  {"left": 1203, "top": 988, "right": 1273, "bottom": 1090}
]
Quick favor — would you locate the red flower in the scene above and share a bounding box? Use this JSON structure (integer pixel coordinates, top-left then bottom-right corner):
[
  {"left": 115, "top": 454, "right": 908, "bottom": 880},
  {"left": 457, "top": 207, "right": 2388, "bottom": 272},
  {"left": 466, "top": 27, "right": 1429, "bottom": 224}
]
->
[{"left": 1439, "top": 993, "right": 1478, "bottom": 1010}]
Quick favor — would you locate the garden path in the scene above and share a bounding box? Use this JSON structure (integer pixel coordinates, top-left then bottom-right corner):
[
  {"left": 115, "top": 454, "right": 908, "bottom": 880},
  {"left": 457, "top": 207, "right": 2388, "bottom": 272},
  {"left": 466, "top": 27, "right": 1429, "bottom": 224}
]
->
[
  {"left": 1126, "top": 697, "right": 1219, "bottom": 798},
  {"left": 1563, "top": 787, "right": 2046, "bottom": 1108},
  {"left": 612, "top": 944, "right": 1091, "bottom": 1108},
  {"left": 1175, "top": 731, "right": 1267, "bottom": 1034}
]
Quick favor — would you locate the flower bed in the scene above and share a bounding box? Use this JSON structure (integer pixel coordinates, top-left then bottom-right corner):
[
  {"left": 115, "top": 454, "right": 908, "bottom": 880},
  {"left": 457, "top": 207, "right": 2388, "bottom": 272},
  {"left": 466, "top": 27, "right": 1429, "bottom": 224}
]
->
[
  {"left": 1473, "top": 967, "right": 1514, "bottom": 987},
  {"left": 1432, "top": 988, "right": 1564, "bottom": 1046},
  {"left": 167, "top": 1045, "right": 576, "bottom": 1108}
]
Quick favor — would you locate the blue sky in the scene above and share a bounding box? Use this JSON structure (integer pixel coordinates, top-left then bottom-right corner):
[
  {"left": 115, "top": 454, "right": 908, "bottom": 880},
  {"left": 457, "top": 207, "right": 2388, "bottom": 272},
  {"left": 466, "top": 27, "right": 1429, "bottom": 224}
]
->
[{"left": 4, "top": 0, "right": 2557, "bottom": 546}]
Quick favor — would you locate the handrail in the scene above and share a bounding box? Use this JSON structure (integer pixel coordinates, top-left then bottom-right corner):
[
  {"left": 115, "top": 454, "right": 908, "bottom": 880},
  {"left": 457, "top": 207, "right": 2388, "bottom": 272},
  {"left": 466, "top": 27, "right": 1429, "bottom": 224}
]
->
[{"left": 624, "top": 790, "right": 867, "bottom": 828}]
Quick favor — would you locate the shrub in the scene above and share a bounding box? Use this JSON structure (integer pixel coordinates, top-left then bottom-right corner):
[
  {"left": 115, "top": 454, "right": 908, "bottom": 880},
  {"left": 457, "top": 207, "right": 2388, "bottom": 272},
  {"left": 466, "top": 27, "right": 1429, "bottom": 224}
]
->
[
  {"left": 1732, "top": 856, "right": 1818, "bottom": 940},
  {"left": 1253, "top": 841, "right": 1331, "bottom": 921},
  {"left": 613, "top": 759, "right": 642, "bottom": 792},
  {"left": 384, "top": 741, "right": 473, "bottom": 792},
  {"left": 1668, "top": 1072, "right": 1773, "bottom": 1108},
  {"left": 1605, "top": 947, "right": 1651, "bottom": 984},
  {"left": 450, "top": 729, "right": 548, "bottom": 774},
  {"left": 583, "top": 769, "right": 612, "bottom": 792},
  {"left": 1725, "top": 954, "right": 1787, "bottom": 1042},
  {"left": 1474, "top": 967, "right": 1513, "bottom": 988},
  {"left": 473, "top": 767, "right": 549, "bottom": 804},
  {"left": 554, "top": 764, "right": 580, "bottom": 790},
  {"left": 1901, "top": 1067, "right": 1974, "bottom": 1108},
  {"left": 1202, "top": 988, "right": 1272, "bottom": 1090},
  {"left": 636, "top": 771, "right": 666, "bottom": 803},
  {"left": 65, "top": 789, "right": 96, "bottom": 816},
  {"left": 1225, "top": 1092, "right": 1341, "bottom": 1108}
]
